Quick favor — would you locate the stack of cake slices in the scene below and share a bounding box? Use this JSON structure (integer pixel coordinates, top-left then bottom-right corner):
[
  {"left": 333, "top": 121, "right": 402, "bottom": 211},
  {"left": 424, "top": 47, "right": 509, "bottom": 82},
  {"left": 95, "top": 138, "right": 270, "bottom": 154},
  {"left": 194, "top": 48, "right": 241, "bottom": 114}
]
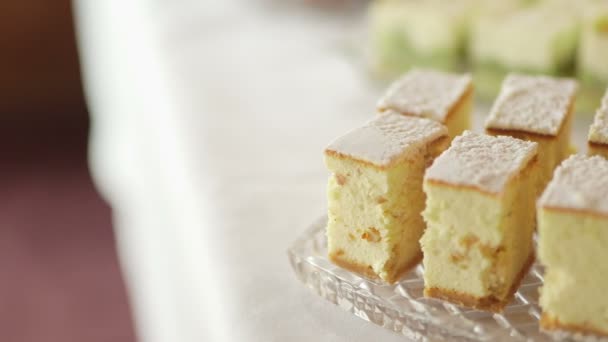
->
[{"left": 323, "top": 68, "right": 608, "bottom": 337}]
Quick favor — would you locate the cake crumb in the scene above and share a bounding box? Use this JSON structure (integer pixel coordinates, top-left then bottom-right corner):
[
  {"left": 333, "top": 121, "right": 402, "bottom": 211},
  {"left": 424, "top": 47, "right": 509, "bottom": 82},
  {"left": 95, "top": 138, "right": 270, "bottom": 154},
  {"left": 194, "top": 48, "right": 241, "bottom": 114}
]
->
[{"left": 361, "top": 227, "right": 381, "bottom": 243}]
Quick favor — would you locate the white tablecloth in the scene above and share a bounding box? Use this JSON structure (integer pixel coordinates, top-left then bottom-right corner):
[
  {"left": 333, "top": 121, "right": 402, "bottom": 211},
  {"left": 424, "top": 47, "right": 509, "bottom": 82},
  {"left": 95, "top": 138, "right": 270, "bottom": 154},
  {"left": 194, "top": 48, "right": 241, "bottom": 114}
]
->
[{"left": 74, "top": 1, "right": 407, "bottom": 341}]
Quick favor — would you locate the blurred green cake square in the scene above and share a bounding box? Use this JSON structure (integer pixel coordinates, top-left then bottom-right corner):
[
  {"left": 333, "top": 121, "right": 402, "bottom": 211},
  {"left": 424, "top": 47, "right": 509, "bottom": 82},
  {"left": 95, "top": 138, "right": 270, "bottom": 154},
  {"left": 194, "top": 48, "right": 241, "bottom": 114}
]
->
[
  {"left": 470, "top": 4, "right": 578, "bottom": 99},
  {"left": 368, "top": 0, "right": 469, "bottom": 77}
]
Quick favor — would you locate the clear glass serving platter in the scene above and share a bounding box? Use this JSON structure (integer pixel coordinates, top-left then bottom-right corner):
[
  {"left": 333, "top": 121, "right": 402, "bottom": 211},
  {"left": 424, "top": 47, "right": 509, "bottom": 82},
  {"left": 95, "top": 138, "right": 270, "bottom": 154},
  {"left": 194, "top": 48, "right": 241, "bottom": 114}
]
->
[{"left": 288, "top": 216, "right": 605, "bottom": 341}]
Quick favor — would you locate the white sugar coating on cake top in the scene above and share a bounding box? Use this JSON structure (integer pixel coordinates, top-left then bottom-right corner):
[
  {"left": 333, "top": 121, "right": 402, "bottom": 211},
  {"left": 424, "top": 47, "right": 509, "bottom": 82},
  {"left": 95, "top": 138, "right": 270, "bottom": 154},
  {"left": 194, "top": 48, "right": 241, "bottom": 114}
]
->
[
  {"left": 588, "top": 89, "right": 608, "bottom": 144},
  {"left": 325, "top": 111, "right": 448, "bottom": 167},
  {"left": 538, "top": 154, "right": 608, "bottom": 216},
  {"left": 425, "top": 131, "right": 538, "bottom": 194},
  {"left": 377, "top": 69, "right": 472, "bottom": 122},
  {"left": 485, "top": 74, "right": 578, "bottom": 136}
]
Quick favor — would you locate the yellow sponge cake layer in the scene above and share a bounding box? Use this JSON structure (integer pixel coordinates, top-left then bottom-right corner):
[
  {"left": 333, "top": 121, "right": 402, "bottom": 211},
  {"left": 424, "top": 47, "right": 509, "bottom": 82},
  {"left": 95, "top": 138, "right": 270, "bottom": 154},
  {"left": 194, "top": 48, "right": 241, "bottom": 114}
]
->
[
  {"left": 538, "top": 155, "right": 608, "bottom": 336},
  {"left": 486, "top": 74, "right": 577, "bottom": 191},
  {"left": 588, "top": 88, "right": 608, "bottom": 158},
  {"left": 325, "top": 112, "right": 448, "bottom": 283},
  {"left": 421, "top": 131, "right": 539, "bottom": 311},
  {"left": 378, "top": 69, "right": 473, "bottom": 140}
]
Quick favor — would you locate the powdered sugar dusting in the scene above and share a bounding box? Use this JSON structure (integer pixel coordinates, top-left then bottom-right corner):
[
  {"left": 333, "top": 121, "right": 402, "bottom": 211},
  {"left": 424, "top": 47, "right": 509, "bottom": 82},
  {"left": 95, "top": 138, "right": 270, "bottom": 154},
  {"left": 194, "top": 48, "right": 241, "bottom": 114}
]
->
[
  {"left": 538, "top": 154, "right": 608, "bottom": 216},
  {"left": 485, "top": 74, "right": 578, "bottom": 136},
  {"left": 425, "top": 131, "right": 538, "bottom": 194},
  {"left": 377, "top": 69, "right": 472, "bottom": 122},
  {"left": 588, "top": 89, "right": 608, "bottom": 145},
  {"left": 325, "top": 111, "right": 448, "bottom": 167}
]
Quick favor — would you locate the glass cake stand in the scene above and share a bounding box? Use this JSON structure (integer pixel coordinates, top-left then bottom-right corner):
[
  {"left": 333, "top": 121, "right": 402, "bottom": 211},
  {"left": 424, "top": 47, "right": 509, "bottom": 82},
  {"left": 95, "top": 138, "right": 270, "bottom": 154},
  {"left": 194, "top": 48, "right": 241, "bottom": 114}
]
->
[{"left": 288, "top": 216, "right": 605, "bottom": 341}]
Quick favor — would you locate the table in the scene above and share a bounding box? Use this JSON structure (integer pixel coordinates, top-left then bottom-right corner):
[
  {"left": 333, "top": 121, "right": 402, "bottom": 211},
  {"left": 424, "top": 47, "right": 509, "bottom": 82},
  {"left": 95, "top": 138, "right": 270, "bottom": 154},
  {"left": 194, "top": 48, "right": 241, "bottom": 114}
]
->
[
  {"left": 74, "top": 1, "right": 591, "bottom": 341},
  {"left": 74, "top": 1, "right": 407, "bottom": 341}
]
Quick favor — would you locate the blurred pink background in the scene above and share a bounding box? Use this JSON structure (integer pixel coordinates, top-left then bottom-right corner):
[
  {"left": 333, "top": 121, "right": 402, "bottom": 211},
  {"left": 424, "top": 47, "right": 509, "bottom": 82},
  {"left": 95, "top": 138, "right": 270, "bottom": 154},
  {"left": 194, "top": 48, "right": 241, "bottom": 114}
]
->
[{"left": 1, "top": 1, "right": 135, "bottom": 341}]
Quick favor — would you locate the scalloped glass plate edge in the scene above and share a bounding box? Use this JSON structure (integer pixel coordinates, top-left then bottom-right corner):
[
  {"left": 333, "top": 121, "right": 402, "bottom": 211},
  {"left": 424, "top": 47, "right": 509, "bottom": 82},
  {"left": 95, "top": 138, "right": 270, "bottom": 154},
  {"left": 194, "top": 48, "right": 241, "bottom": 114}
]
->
[{"left": 286, "top": 215, "right": 603, "bottom": 341}]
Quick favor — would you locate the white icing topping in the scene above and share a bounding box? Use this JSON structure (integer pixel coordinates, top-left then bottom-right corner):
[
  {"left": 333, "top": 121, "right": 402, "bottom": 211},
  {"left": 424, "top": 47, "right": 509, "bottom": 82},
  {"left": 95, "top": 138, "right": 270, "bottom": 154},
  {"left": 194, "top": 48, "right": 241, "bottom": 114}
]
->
[
  {"left": 325, "top": 111, "right": 447, "bottom": 167},
  {"left": 485, "top": 74, "right": 578, "bottom": 136},
  {"left": 425, "top": 131, "right": 538, "bottom": 194},
  {"left": 377, "top": 69, "right": 472, "bottom": 122},
  {"left": 588, "top": 89, "right": 608, "bottom": 145},
  {"left": 538, "top": 154, "right": 608, "bottom": 216}
]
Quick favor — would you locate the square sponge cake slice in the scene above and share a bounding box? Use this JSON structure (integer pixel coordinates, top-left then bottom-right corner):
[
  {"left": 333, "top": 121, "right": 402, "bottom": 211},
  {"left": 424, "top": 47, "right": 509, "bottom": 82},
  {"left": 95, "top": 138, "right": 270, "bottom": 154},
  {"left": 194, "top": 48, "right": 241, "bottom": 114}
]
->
[
  {"left": 324, "top": 112, "right": 448, "bottom": 284},
  {"left": 377, "top": 69, "right": 473, "bottom": 140},
  {"left": 470, "top": 4, "right": 578, "bottom": 75},
  {"left": 485, "top": 73, "right": 577, "bottom": 192},
  {"left": 538, "top": 155, "right": 608, "bottom": 337},
  {"left": 421, "top": 131, "right": 540, "bottom": 312},
  {"left": 588, "top": 88, "right": 608, "bottom": 158}
]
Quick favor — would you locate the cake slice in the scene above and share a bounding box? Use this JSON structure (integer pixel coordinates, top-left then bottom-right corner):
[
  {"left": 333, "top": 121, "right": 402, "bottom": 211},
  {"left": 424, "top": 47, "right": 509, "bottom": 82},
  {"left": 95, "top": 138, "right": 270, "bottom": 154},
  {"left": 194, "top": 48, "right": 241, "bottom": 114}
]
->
[
  {"left": 368, "top": 0, "right": 469, "bottom": 76},
  {"left": 588, "top": 88, "right": 608, "bottom": 158},
  {"left": 485, "top": 73, "right": 577, "bottom": 191},
  {"left": 377, "top": 69, "right": 473, "bottom": 139},
  {"left": 538, "top": 155, "right": 608, "bottom": 337},
  {"left": 470, "top": 4, "right": 579, "bottom": 99},
  {"left": 421, "top": 131, "right": 539, "bottom": 311},
  {"left": 324, "top": 112, "right": 448, "bottom": 284}
]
